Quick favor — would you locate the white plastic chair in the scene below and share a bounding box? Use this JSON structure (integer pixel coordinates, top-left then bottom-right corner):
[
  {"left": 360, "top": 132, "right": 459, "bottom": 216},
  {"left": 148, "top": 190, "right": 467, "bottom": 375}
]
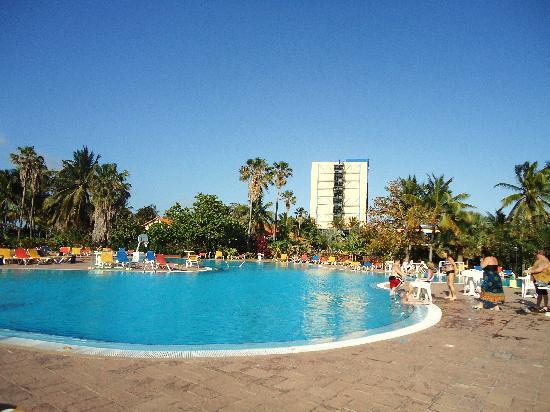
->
[
  {"left": 520, "top": 275, "right": 537, "bottom": 299},
  {"left": 462, "top": 269, "right": 482, "bottom": 297},
  {"left": 410, "top": 281, "right": 432, "bottom": 303}
]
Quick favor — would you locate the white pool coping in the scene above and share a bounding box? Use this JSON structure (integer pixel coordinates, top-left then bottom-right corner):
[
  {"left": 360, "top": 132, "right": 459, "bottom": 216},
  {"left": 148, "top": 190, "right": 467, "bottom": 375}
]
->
[{"left": 0, "top": 303, "right": 441, "bottom": 358}]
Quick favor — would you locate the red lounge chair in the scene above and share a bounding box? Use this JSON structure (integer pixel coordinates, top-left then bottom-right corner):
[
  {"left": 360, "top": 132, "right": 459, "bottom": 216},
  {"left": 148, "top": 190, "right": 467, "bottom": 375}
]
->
[
  {"left": 14, "top": 248, "right": 35, "bottom": 265},
  {"left": 156, "top": 254, "right": 177, "bottom": 272}
]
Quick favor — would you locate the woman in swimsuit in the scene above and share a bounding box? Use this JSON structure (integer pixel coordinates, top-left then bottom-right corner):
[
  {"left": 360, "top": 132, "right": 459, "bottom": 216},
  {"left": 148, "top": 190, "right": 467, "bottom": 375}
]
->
[{"left": 442, "top": 251, "right": 457, "bottom": 301}]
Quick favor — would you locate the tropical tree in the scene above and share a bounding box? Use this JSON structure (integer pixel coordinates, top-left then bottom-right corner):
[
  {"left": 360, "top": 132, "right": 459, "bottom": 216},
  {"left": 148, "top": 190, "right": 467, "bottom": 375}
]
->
[
  {"left": 45, "top": 146, "right": 100, "bottom": 231},
  {"left": 271, "top": 161, "right": 293, "bottom": 240},
  {"left": 26, "top": 152, "right": 47, "bottom": 237},
  {"left": 239, "top": 158, "right": 272, "bottom": 242},
  {"left": 135, "top": 204, "right": 158, "bottom": 224},
  {"left": 10, "top": 146, "right": 45, "bottom": 239},
  {"left": 295, "top": 207, "right": 306, "bottom": 237},
  {"left": 0, "top": 169, "right": 21, "bottom": 238},
  {"left": 421, "top": 174, "right": 472, "bottom": 261},
  {"left": 495, "top": 161, "right": 550, "bottom": 223},
  {"left": 252, "top": 195, "right": 274, "bottom": 236},
  {"left": 282, "top": 190, "right": 296, "bottom": 224},
  {"left": 91, "top": 163, "right": 131, "bottom": 244}
]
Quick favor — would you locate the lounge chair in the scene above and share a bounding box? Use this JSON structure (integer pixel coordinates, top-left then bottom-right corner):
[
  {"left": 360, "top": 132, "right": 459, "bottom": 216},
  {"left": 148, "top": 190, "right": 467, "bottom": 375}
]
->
[
  {"left": 14, "top": 248, "right": 35, "bottom": 265},
  {"left": 0, "top": 248, "right": 14, "bottom": 264},
  {"left": 215, "top": 250, "right": 224, "bottom": 260},
  {"left": 81, "top": 247, "right": 92, "bottom": 256},
  {"left": 99, "top": 251, "right": 114, "bottom": 268},
  {"left": 327, "top": 256, "right": 336, "bottom": 265},
  {"left": 116, "top": 248, "right": 130, "bottom": 268},
  {"left": 71, "top": 247, "right": 81, "bottom": 257},
  {"left": 300, "top": 254, "right": 309, "bottom": 263},
  {"left": 501, "top": 269, "right": 515, "bottom": 278},
  {"left": 143, "top": 250, "right": 156, "bottom": 272},
  {"left": 186, "top": 254, "right": 199, "bottom": 268},
  {"left": 156, "top": 254, "right": 178, "bottom": 272},
  {"left": 59, "top": 246, "right": 71, "bottom": 256},
  {"left": 350, "top": 261, "right": 361, "bottom": 271},
  {"left": 311, "top": 255, "right": 320, "bottom": 264},
  {"left": 279, "top": 253, "right": 288, "bottom": 262},
  {"left": 27, "top": 248, "right": 54, "bottom": 264},
  {"left": 362, "top": 262, "right": 373, "bottom": 271}
]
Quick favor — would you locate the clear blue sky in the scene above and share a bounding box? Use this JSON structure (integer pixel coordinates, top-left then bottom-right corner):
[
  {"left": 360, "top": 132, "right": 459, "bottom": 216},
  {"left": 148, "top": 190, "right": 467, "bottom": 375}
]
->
[{"left": 1, "top": 1, "right": 549, "bottom": 215}]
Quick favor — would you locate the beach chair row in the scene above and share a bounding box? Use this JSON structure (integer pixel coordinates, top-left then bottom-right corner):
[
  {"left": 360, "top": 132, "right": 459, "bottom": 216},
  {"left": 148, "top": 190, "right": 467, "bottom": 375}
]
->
[
  {"left": 0, "top": 247, "right": 90, "bottom": 265},
  {"left": 94, "top": 249, "right": 201, "bottom": 272}
]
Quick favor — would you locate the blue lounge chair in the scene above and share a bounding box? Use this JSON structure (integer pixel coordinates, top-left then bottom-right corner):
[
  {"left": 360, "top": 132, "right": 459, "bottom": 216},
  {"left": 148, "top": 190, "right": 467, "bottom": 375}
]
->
[
  {"left": 116, "top": 248, "right": 130, "bottom": 268},
  {"left": 143, "top": 250, "right": 156, "bottom": 272},
  {"left": 362, "top": 262, "right": 373, "bottom": 271}
]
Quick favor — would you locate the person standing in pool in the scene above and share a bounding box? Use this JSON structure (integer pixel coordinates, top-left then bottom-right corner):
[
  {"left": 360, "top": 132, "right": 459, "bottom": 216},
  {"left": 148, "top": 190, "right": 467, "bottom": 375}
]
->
[
  {"left": 389, "top": 260, "right": 405, "bottom": 296},
  {"left": 441, "top": 250, "right": 457, "bottom": 300},
  {"left": 475, "top": 250, "right": 504, "bottom": 310}
]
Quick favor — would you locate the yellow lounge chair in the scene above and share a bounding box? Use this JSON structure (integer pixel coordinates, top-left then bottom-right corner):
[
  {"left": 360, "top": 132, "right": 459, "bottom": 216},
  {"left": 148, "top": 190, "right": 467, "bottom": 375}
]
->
[
  {"left": 215, "top": 250, "right": 224, "bottom": 259},
  {"left": 350, "top": 261, "right": 361, "bottom": 271},
  {"left": 186, "top": 254, "right": 199, "bottom": 268},
  {"left": 99, "top": 251, "right": 114, "bottom": 268},
  {"left": 328, "top": 256, "right": 336, "bottom": 265},
  {"left": 71, "top": 247, "right": 81, "bottom": 256},
  {"left": 27, "top": 248, "right": 53, "bottom": 264},
  {"left": 0, "top": 248, "right": 14, "bottom": 264},
  {"left": 280, "top": 253, "right": 288, "bottom": 262}
]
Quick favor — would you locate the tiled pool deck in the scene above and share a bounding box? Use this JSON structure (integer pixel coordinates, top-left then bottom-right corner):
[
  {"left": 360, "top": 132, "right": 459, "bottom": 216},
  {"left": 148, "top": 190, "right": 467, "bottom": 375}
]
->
[{"left": 0, "top": 267, "right": 549, "bottom": 411}]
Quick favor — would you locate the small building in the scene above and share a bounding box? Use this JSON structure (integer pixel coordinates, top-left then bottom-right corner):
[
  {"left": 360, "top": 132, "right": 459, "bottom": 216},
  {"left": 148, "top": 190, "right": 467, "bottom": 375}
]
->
[{"left": 143, "top": 216, "right": 173, "bottom": 230}]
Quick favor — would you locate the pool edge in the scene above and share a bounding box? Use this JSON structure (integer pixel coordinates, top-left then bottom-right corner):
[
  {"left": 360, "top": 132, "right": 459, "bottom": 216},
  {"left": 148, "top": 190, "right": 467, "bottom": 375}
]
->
[{"left": 0, "top": 304, "right": 442, "bottom": 358}]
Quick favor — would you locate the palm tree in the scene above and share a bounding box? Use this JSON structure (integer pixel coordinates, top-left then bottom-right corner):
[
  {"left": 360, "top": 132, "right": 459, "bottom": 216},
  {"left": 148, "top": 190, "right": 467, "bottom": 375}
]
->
[
  {"left": 252, "top": 195, "right": 274, "bottom": 236},
  {"left": 91, "top": 163, "right": 131, "bottom": 244},
  {"left": 295, "top": 207, "right": 306, "bottom": 237},
  {"left": 45, "top": 146, "right": 100, "bottom": 230},
  {"left": 0, "top": 169, "right": 21, "bottom": 237},
  {"left": 27, "top": 153, "right": 47, "bottom": 238},
  {"left": 282, "top": 190, "right": 296, "bottom": 224},
  {"left": 271, "top": 161, "right": 293, "bottom": 240},
  {"left": 10, "top": 146, "right": 42, "bottom": 239},
  {"left": 239, "top": 158, "right": 272, "bottom": 242},
  {"left": 495, "top": 161, "right": 550, "bottom": 223},
  {"left": 422, "top": 174, "right": 472, "bottom": 261}
]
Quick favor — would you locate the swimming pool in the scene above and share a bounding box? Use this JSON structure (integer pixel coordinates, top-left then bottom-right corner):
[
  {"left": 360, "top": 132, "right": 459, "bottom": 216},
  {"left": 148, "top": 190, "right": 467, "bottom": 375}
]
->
[{"left": 0, "top": 262, "right": 440, "bottom": 357}]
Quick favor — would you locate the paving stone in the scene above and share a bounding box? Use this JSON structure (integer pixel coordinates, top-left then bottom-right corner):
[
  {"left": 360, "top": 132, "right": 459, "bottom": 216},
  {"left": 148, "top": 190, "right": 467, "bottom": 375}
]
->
[{"left": 0, "top": 285, "right": 548, "bottom": 411}]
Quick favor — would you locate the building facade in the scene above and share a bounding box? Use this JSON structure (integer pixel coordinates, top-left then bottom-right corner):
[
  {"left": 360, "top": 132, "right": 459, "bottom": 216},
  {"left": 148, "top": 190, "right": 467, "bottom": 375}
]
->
[{"left": 309, "top": 159, "right": 369, "bottom": 229}]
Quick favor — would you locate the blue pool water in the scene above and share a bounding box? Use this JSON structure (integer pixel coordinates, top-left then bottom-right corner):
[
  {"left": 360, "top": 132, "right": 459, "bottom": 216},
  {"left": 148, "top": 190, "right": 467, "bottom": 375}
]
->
[{"left": 0, "top": 262, "right": 420, "bottom": 348}]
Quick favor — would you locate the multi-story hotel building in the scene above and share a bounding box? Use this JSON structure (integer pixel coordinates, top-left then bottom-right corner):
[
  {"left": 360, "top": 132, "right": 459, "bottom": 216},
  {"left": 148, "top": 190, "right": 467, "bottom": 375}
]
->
[{"left": 309, "top": 159, "right": 369, "bottom": 229}]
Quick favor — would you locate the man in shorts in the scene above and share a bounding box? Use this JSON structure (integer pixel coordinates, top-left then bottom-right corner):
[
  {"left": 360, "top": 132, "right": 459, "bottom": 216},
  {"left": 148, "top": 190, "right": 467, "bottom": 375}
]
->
[{"left": 530, "top": 250, "right": 550, "bottom": 313}]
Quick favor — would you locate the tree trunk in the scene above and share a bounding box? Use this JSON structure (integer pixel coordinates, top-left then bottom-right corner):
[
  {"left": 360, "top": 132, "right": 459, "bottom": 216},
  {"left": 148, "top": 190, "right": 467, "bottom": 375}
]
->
[
  {"left": 17, "top": 185, "right": 26, "bottom": 241},
  {"left": 29, "top": 192, "right": 35, "bottom": 238},
  {"left": 92, "top": 206, "right": 109, "bottom": 245},
  {"left": 247, "top": 200, "right": 253, "bottom": 240},
  {"left": 273, "top": 189, "right": 280, "bottom": 241},
  {"left": 405, "top": 244, "right": 411, "bottom": 261}
]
